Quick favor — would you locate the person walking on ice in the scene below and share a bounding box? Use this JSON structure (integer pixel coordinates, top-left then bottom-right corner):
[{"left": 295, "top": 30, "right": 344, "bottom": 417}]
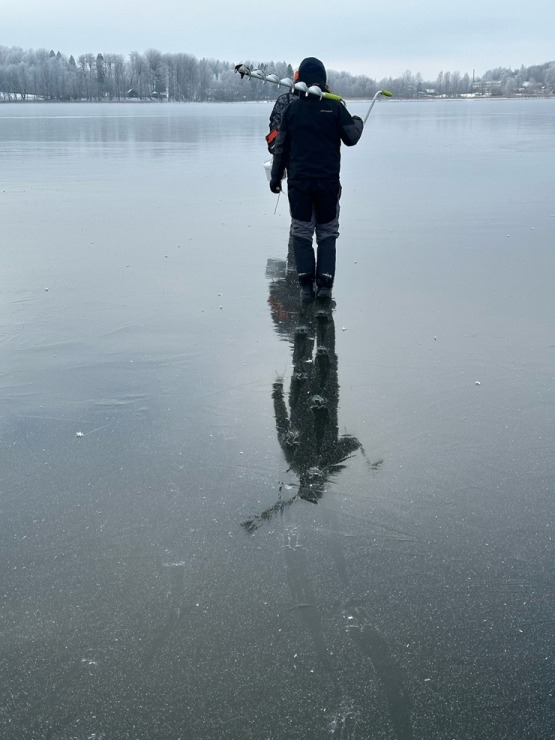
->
[{"left": 269, "top": 57, "right": 364, "bottom": 301}]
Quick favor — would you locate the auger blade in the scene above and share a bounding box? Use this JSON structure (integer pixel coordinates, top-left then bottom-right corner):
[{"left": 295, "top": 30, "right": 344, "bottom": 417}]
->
[{"left": 307, "top": 85, "right": 323, "bottom": 99}]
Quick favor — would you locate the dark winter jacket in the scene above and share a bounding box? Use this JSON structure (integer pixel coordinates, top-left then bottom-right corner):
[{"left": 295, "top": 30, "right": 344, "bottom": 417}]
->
[{"left": 271, "top": 57, "right": 363, "bottom": 182}]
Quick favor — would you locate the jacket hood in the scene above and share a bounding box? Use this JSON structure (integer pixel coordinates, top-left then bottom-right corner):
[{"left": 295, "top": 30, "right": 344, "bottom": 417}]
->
[{"left": 297, "top": 57, "right": 327, "bottom": 88}]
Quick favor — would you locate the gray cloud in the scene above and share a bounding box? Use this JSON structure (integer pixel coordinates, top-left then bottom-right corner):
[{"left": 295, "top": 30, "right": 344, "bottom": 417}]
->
[{"left": 3, "top": 0, "right": 554, "bottom": 80}]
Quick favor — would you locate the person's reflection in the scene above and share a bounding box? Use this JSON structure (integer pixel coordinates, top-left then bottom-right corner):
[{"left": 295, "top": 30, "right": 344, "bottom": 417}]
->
[{"left": 242, "top": 254, "right": 362, "bottom": 532}]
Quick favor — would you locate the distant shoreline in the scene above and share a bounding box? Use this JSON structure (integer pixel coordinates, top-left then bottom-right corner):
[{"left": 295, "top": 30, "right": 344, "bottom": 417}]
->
[{"left": 1, "top": 94, "right": 553, "bottom": 105}]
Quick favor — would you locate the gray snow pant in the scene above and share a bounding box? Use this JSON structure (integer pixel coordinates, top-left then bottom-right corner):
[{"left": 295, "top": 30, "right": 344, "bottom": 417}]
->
[{"left": 287, "top": 178, "right": 341, "bottom": 287}]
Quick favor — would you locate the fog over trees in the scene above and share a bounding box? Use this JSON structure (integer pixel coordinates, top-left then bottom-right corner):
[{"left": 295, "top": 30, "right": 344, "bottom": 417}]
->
[{"left": 1, "top": 45, "right": 554, "bottom": 101}]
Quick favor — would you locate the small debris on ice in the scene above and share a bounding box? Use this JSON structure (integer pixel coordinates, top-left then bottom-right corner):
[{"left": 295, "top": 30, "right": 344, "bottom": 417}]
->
[
  {"left": 475, "top": 381, "right": 481, "bottom": 386},
  {"left": 75, "top": 431, "right": 84, "bottom": 438}
]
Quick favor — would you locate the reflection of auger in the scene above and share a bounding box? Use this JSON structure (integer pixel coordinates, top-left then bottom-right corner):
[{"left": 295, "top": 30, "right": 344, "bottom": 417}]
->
[{"left": 235, "top": 63, "right": 393, "bottom": 121}]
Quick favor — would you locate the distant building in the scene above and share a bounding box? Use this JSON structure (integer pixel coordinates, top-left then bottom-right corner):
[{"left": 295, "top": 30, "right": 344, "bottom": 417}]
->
[{"left": 471, "top": 80, "right": 503, "bottom": 96}]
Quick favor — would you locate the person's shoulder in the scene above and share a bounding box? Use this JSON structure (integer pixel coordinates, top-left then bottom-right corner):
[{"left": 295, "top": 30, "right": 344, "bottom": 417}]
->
[
  {"left": 327, "top": 97, "right": 346, "bottom": 109},
  {"left": 273, "top": 92, "right": 289, "bottom": 107},
  {"left": 284, "top": 95, "right": 301, "bottom": 114},
  {"left": 332, "top": 99, "right": 354, "bottom": 118},
  {"left": 318, "top": 98, "right": 345, "bottom": 117}
]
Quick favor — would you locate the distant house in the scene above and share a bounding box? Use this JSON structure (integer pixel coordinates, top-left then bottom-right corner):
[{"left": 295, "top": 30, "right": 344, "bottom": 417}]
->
[
  {"left": 471, "top": 80, "right": 503, "bottom": 96},
  {"left": 126, "top": 88, "right": 139, "bottom": 98}
]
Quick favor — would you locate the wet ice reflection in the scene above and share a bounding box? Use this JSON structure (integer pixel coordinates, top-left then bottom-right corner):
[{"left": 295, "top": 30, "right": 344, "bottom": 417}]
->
[{"left": 243, "top": 254, "right": 366, "bottom": 532}]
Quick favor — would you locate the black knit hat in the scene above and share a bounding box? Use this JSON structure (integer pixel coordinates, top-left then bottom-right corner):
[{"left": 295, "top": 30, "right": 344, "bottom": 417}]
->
[{"left": 297, "top": 57, "right": 327, "bottom": 88}]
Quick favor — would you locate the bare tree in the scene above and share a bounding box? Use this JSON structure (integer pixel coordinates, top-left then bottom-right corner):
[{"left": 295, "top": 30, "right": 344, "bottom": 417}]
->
[{"left": 2, "top": 43, "right": 553, "bottom": 103}]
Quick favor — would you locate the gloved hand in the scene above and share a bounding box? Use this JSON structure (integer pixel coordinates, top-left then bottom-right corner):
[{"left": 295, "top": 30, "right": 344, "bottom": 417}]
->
[
  {"left": 269, "top": 179, "right": 282, "bottom": 194},
  {"left": 352, "top": 114, "right": 364, "bottom": 134}
]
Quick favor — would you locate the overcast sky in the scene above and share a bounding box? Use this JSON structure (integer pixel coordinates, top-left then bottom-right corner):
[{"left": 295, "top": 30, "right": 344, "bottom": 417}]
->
[{"left": 3, "top": 0, "right": 554, "bottom": 80}]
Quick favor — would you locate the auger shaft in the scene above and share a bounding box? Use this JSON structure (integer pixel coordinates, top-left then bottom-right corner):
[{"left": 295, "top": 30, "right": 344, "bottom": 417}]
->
[
  {"left": 234, "top": 64, "right": 343, "bottom": 102},
  {"left": 235, "top": 63, "right": 392, "bottom": 119}
]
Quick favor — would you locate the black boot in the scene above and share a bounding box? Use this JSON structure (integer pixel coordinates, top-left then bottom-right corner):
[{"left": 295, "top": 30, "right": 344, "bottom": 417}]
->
[
  {"left": 316, "top": 284, "right": 332, "bottom": 300},
  {"left": 316, "top": 268, "right": 333, "bottom": 300},
  {"left": 316, "top": 237, "right": 336, "bottom": 299},
  {"left": 299, "top": 280, "right": 315, "bottom": 302},
  {"left": 292, "top": 235, "right": 316, "bottom": 302}
]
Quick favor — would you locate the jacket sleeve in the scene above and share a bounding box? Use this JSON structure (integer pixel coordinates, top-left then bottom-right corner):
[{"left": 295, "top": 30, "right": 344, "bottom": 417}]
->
[
  {"left": 269, "top": 94, "right": 290, "bottom": 131},
  {"left": 267, "top": 93, "right": 292, "bottom": 153},
  {"left": 270, "top": 110, "right": 290, "bottom": 182},
  {"left": 339, "top": 105, "right": 363, "bottom": 146}
]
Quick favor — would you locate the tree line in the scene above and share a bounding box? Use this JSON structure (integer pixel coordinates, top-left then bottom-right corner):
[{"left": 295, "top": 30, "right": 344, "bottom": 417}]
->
[{"left": 1, "top": 45, "right": 554, "bottom": 102}]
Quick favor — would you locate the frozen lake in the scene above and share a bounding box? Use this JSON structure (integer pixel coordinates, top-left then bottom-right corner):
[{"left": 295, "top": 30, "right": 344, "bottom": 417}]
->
[{"left": 1, "top": 98, "right": 554, "bottom": 739}]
